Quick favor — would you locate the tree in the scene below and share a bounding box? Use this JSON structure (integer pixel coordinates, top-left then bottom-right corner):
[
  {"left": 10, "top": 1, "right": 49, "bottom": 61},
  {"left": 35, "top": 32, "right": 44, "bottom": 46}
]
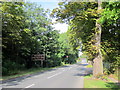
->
[
  {"left": 51, "top": 1, "right": 104, "bottom": 77},
  {"left": 93, "top": 0, "right": 103, "bottom": 77},
  {"left": 51, "top": 1, "right": 120, "bottom": 77},
  {"left": 58, "top": 32, "right": 77, "bottom": 64},
  {"left": 2, "top": 2, "right": 63, "bottom": 75},
  {"left": 2, "top": 2, "right": 27, "bottom": 75},
  {"left": 23, "top": 2, "right": 62, "bottom": 68},
  {"left": 99, "top": 2, "right": 120, "bottom": 74}
]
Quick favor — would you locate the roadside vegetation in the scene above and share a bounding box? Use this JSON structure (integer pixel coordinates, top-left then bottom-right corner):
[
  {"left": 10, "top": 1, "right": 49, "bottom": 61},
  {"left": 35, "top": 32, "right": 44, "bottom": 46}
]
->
[
  {"left": 51, "top": 1, "right": 120, "bottom": 77},
  {"left": 84, "top": 64, "right": 119, "bottom": 89},
  {"left": 1, "top": 1, "right": 120, "bottom": 88},
  {"left": 2, "top": 2, "right": 78, "bottom": 77},
  {"left": 86, "top": 64, "right": 93, "bottom": 68},
  {"left": 1, "top": 62, "right": 71, "bottom": 80},
  {"left": 84, "top": 75, "right": 119, "bottom": 89}
]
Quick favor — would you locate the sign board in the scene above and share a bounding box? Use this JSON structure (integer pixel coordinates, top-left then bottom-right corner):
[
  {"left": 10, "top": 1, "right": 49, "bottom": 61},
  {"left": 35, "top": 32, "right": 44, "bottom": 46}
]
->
[{"left": 32, "top": 54, "right": 45, "bottom": 61}]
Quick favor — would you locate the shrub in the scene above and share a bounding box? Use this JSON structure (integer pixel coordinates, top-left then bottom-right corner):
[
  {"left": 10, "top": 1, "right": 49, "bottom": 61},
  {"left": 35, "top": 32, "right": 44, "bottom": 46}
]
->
[{"left": 2, "top": 60, "right": 25, "bottom": 76}]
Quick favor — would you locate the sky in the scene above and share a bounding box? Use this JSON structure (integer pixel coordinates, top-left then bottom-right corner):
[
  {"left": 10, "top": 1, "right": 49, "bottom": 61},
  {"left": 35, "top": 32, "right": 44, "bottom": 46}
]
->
[{"left": 26, "top": 0, "right": 68, "bottom": 33}]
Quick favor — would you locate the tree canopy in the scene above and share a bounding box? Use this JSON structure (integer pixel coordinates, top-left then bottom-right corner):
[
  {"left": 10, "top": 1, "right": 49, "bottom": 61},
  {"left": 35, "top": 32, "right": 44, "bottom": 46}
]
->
[
  {"left": 1, "top": 2, "right": 78, "bottom": 75},
  {"left": 1, "top": 1, "right": 119, "bottom": 77},
  {"left": 51, "top": 1, "right": 120, "bottom": 76}
]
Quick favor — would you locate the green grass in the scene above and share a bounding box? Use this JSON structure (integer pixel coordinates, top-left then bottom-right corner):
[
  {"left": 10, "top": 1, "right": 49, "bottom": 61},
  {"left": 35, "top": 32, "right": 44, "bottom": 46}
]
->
[
  {"left": 61, "top": 62, "right": 70, "bottom": 66},
  {"left": 1, "top": 63, "right": 71, "bottom": 81},
  {"left": 2, "top": 67, "right": 52, "bottom": 80},
  {"left": 86, "top": 64, "right": 93, "bottom": 68},
  {"left": 76, "top": 58, "right": 81, "bottom": 63},
  {"left": 84, "top": 75, "right": 119, "bottom": 89}
]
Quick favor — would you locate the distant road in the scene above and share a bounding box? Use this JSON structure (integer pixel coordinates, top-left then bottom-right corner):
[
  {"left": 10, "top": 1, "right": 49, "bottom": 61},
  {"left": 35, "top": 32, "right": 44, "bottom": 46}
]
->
[{"left": 2, "top": 59, "right": 88, "bottom": 89}]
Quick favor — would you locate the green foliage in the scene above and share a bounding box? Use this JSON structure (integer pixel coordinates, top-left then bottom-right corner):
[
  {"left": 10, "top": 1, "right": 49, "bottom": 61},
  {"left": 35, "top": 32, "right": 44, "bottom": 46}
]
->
[
  {"left": 58, "top": 32, "right": 78, "bottom": 64},
  {"left": 52, "top": 2, "right": 98, "bottom": 61},
  {"left": 2, "top": 2, "right": 29, "bottom": 71},
  {"left": 100, "top": 2, "right": 120, "bottom": 74},
  {"left": 2, "top": 60, "right": 25, "bottom": 75},
  {"left": 87, "top": 65, "right": 93, "bottom": 68},
  {"left": 2, "top": 1, "right": 119, "bottom": 76},
  {"left": 51, "top": 2, "right": 120, "bottom": 75},
  {"left": 84, "top": 75, "right": 119, "bottom": 89},
  {"left": 2, "top": 2, "right": 71, "bottom": 75}
]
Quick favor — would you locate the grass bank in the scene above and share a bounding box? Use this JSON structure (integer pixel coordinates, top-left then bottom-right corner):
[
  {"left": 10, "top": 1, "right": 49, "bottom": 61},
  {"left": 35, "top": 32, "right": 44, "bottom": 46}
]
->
[
  {"left": 86, "top": 64, "right": 93, "bottom": 68},
  {"left": 84, "top": 75, "right": 119, "bottom": 89},
  {"left": 1, "top": 62, "right": 70, "bottom": 81}
]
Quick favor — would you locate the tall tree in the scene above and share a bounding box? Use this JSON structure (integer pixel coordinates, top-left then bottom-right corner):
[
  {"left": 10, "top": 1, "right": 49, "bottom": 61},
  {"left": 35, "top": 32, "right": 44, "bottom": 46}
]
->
[
  {"left": 51, "top": 1, "right": 104, "bottom": 77},
  {"left": 93, "top": 0, "right": 103, "bottom": 76},
  {"left": 58, "top": 32, "right": 77, "bottom": 64},
  {"left": 2, "top": 2, "right": 63, "bottom": 75}
]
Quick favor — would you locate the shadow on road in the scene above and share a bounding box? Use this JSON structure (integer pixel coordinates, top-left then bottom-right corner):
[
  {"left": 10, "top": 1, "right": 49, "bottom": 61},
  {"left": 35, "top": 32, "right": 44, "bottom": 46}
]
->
[
  {"left": 2, "top": 65, "right": 71, "bottom": 87},
  {"left": 2, "top": 68, "right": 58, "bottom": 86},
  {"left": 2, "top": 63, "right": 89, "bottom": 87},
  {"left": 74, "top": 66, "right": 93, "bottom": 77},
  {"left": 60, "top": 65, "right": 70, "bottom": 68},
  {"left": 47, "top": 69, "right": 57, "bottom": 71},
  {"left": 77, "top": 64, "right": 88, "bottom": 66},
  {"left": 74, "top": 73, "right": 92, "bottom": 77}
]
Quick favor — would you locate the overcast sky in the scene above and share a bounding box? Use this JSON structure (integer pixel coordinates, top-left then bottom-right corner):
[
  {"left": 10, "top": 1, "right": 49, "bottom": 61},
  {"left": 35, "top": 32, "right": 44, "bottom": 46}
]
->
[{"left": 26, "top": 0, "right": 68, "bottom": 33}]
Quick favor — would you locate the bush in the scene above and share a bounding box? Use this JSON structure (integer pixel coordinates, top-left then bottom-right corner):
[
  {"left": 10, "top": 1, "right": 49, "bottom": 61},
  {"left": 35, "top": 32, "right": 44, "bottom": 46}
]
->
[{"left": 2, "top": 60, "right": 25, "bottom": 76}]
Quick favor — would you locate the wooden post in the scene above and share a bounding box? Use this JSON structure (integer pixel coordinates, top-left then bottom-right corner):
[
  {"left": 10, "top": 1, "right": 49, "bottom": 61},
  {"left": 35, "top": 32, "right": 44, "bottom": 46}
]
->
[{"left": 41, "top": 60, "right": 43, "bottom": 67}]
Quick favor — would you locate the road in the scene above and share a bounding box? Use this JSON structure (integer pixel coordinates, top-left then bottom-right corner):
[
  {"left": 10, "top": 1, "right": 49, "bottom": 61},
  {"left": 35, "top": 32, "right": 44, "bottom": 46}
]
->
[{"left": 1, "top": 59, "right": 88, "bottom": 89}]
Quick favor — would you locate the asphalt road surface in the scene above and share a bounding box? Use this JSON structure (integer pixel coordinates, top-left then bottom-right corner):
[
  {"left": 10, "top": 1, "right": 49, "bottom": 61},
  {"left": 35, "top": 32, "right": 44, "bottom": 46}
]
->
[{"left": 1, "top": 59, "right": 88, "bottom": 89}]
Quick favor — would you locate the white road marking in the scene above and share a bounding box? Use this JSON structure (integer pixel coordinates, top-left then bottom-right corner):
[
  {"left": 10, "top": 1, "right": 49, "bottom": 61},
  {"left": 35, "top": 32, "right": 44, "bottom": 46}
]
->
[
  {"left": 21, "top": 84, "right": 35, "bottom": 90},
  {"left": 47, "top": 72, "right": 62, "bottom": 79},
  {"left": 25, "top": 84, "right": 35, "bottom": 88}
]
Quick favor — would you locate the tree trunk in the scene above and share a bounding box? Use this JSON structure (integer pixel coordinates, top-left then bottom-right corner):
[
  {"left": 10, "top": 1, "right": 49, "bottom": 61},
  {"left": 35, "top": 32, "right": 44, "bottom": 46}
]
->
[{"left": 93, "top": 0, "right": 103, "bottom": 77}]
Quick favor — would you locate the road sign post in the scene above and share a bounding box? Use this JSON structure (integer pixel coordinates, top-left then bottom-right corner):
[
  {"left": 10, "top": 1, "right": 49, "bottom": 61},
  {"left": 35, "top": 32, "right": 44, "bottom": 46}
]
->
[{"left": 32, "top": 54, "right": 45, "bottom": 67}]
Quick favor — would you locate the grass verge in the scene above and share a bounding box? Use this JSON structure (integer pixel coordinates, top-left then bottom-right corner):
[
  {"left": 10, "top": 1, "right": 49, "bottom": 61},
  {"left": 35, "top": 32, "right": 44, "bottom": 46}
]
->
[
  {"left": 84, "top": 75, "right": 119, "bottom": 89},
  {"left": 2, "top": 67, "right": 53, "bottom": 80},
  {"left": 1, "top": 63, "right": 70, "bottom": 81},
  {"left": 86, "top": 64, "right": 93, "bottom": 68}
]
